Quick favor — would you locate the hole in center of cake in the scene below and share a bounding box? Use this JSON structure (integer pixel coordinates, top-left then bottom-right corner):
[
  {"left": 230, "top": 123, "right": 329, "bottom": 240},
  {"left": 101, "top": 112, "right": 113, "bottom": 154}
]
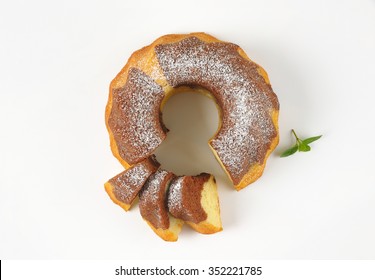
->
[{"left": 154, "top": 90, "right": 224, "bottom": 178}]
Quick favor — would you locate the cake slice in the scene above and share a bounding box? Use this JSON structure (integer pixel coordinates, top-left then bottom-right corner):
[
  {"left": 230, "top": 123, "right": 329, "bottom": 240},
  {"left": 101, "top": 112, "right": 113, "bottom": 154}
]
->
[
  {"left": 139, "top": 169, "right": 184, "bottom": 241},
  {"left": 104, "top": 156, "right": 160, "bottom": 211},
  {"left": 167, "top": 173, "right": 222, "bottom": 234}
]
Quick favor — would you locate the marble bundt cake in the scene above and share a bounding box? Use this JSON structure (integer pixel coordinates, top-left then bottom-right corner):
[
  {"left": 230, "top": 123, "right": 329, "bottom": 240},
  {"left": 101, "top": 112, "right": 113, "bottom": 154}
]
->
[{"left": 105, "top": 33, "right": 279, "bottom": 241}]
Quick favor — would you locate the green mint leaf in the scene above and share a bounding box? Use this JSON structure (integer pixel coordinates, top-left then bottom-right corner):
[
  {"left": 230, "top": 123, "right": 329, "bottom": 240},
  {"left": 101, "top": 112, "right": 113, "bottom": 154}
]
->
[
  {"left": 280, "top": 145, "right": 298, "bottom": 157},
  {"left": 302, "top": 135, "right": 322, "bottom": 145},
  {"left": 281, "top": 130, "right": 322, "bottom": 158},
  {"left": 298, "top": 142, "right": 311, "bottom": 152}
]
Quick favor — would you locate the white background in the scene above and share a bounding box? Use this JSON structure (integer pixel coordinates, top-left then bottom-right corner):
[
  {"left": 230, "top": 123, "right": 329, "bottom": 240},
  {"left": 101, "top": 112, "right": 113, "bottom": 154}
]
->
[{"left": 0, "top": 0, "right": 374, "bottom": 260}]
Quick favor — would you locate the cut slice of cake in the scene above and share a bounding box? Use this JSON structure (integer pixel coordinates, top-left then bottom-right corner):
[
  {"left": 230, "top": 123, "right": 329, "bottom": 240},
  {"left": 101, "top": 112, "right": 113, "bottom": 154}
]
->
[
  {"left": 139, "top": 169, "right": 184, "bottom": 241},
  {"left": 167, "top": 173, "right": 222, "bottom": 234},
  {"left": 104, "top": 156, "right": 160, "bottom": 211}
]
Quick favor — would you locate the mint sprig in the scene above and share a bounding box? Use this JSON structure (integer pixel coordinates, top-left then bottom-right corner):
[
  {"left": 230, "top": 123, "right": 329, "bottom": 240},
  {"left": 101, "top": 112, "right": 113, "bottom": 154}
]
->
[{"left": 280, "top": 129, "right": 322, "bottom": 157}]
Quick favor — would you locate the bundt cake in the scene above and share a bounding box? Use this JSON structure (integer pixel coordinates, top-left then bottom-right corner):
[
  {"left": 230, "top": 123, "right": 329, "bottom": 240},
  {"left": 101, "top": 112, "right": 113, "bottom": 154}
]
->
[
  {"left": 106, "top": 32, "right": 279, "bottom": 190},
  {"left": 105, "top": 32, "right": 279, "bottom": 241}
]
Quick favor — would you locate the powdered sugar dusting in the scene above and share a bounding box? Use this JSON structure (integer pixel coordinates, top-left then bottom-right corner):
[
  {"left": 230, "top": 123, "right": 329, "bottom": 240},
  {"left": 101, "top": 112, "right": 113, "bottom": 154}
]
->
[
  {"left": 108, "top": 68, "right": 166, "bottom": 164},
  {"left": 167, "top": 176, "right": 184, "bottom": 215},
  {"left": 110, "top": 158, "right": 157, "bottom": 204},
  {"left": 155, "top": 37, "right": 279, "bottom": 184},
  {"left": 139, "top": 169, "right": 172, "bottom": 229}
]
